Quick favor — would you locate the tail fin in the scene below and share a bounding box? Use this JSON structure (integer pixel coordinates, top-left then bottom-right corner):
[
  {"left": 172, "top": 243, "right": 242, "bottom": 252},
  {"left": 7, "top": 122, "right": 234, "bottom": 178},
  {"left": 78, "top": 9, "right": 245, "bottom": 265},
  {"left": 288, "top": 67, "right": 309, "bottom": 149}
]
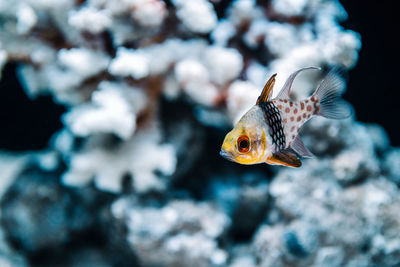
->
[{"left": 313, "top": 69, "right": 352, "bottom": 119}]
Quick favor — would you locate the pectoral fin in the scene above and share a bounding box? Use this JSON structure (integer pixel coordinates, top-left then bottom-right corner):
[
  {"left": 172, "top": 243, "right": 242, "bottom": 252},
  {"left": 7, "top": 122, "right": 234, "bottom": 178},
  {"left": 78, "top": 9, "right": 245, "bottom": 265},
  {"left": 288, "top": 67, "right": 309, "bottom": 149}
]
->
[
  {"left": 291, "top": 135, "right": 313, "bottom": 158},
  {"left": 266, "top": 149, "right": 302, "bottom": 167},
  {"left": 257, "top": 73, "right": 276, "bottom": 104}
]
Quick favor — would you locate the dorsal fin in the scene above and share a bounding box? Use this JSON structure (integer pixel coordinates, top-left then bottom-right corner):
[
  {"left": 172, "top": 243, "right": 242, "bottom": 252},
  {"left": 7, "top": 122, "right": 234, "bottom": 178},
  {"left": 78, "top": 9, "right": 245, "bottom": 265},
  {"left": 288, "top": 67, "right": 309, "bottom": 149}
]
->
[
  {"left": 276, "top": 67, "right": 320, "bottom": 99},
  {"left": 257, "top": 73, "right": 276, "bottom": 104},
  {"left": 291, "top": 135, "right": 313, "bottom": 158},
  {"left": 266, "top": 148, "right": 302, "bottom": 168}
]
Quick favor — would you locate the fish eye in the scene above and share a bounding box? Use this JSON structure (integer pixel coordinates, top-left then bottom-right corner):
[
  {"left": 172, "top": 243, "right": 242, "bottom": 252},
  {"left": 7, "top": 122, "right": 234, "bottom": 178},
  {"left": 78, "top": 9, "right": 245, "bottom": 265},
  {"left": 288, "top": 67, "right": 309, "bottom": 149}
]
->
[{"left": 237, "top": 135, "right": 250, "bottom": 153}]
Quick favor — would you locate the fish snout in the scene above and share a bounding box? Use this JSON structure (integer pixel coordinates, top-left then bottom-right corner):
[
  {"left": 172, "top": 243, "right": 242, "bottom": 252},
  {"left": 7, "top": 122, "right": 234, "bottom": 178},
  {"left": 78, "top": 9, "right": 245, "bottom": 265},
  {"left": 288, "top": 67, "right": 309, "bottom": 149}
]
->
[
  {"left": 220, "top": 148, "right": 235, "bottom": 162},
  {"left": 220, "top": 149, "right": 228, "bottom": 158}
]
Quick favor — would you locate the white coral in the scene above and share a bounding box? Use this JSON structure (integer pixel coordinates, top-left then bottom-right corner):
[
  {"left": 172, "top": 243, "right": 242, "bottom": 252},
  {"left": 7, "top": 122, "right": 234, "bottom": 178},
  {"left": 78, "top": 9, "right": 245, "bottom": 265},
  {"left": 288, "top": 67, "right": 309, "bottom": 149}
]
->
[
  {"left": 144, "top": 39, "right": 208, "bottom": 75},
  {"left": 322, "top": 30, "right": 362, "bottom": 68},
  {"left": 112, "top": 199, "right": 230, "bottom": 265},
  {"left": 227, "top": 80, "right": 260, "bottom": 124},
  {"left": 165, "top": 233, "right": 228, "bottom": 265},
  {"left": 243, "top": 19, "right": 269, "bottom": 48},
  {"left": 245, "top": 61, "right": 268, "bottom": 89},
  {"left": 211, "top": 20, "right": 236, "bottom": 47},
  {"left": 68, "top": 7, "right": 112, "bottom": 34},
  {"left": 175, "top": 59, "right": 219, "bottom": 106},
  {"left": 131, "top": 0, "right": 167, "bottom": 27},
  {"left": 174, "top": 0, "right": 217, "bottom": 34},
  {"left": 58, "top": 48, "right": 110, "bottom": 79},
  {"left": 272, "top": 0, "right": 309, "bottom": 16},
  {"left": 64, "top": 81, "right": 146, "bottom": 140},
  {"left": 263, "top": 22, "right": 299, "bottom": 56},
  {"left": 205, "top": 46, "right": 243, "bottom": 85},
  {"left": 16, "top": 3, "right": 38, "bottom": 34},
  {"left": 62, "top": 125, "right": 176, "bottom": 193},
  {"left": 109, "top": 47, "right": 150, "bottom": 79},
  {"left": 227, "top": 0, "right": 263, "bottom": 27},
  {"left": 175, "top": 59, "right": 210, "bottom": 85}
]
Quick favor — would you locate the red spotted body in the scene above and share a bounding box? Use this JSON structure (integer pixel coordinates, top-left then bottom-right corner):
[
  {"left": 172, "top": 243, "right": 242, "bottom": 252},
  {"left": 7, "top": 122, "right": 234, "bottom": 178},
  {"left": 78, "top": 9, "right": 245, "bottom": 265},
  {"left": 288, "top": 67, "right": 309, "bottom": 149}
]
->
[
  {"left": 271, "top": 96, "right": 319, "bottom": 147},
  {"left": 220, "top": 67, "right": 351, "bottom": 167}
]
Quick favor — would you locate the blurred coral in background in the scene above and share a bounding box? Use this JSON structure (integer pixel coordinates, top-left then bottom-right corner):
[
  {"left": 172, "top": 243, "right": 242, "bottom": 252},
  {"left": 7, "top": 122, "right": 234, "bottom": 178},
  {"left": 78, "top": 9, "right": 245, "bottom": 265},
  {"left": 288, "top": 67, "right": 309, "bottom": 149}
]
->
[{"left": 0, "top": 0, "right": 399, "bottom": 266}]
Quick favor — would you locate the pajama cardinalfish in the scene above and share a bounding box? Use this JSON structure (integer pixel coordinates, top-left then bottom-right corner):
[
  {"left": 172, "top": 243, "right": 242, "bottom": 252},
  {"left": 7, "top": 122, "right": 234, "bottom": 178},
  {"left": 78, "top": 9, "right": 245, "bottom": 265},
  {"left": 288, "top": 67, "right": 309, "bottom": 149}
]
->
[{"left": 220, "top": 67, "right": 351, "bottom": 167}]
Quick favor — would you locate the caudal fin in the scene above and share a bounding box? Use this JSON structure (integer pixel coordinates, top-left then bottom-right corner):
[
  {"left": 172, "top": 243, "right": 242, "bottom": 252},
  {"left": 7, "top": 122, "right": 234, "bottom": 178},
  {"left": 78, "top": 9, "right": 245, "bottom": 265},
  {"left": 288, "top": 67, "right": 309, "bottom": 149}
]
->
[{"left": 313, "top": 69, "right": 352, "bottom": 119}]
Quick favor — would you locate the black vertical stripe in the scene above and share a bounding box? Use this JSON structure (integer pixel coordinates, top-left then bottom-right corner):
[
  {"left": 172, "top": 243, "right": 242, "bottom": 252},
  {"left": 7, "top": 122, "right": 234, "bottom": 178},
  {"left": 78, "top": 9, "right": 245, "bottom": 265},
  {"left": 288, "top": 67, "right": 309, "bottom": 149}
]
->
[{"left": 259, "top": 102, "right": 286, "bottom": 152}]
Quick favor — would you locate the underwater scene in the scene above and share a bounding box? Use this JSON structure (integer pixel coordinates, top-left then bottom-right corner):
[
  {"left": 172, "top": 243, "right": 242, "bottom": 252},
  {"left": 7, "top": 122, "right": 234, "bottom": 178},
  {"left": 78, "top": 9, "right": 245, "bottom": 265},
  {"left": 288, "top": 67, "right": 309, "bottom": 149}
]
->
[{"left": 0, "top": 0, "right": 398, "bottom": 266}]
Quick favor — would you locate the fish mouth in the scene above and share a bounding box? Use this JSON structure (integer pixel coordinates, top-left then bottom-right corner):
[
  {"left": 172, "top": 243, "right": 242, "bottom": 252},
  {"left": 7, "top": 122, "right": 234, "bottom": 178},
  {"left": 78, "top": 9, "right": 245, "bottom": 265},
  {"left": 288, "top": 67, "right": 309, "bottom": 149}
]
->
[{"left": 219, "top": 149, "right": 236, "bottom": 162}]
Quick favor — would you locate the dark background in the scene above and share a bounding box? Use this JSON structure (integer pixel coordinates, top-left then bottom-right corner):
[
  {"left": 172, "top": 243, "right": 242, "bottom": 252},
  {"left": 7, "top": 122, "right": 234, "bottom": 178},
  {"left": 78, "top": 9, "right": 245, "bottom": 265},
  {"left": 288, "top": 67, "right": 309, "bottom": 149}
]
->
[
  {"left": 341, "top": 0, "right": 397, "bottom": 145},
  {"left": 0, "top": 0, "right": 398, "bottom": 151}
]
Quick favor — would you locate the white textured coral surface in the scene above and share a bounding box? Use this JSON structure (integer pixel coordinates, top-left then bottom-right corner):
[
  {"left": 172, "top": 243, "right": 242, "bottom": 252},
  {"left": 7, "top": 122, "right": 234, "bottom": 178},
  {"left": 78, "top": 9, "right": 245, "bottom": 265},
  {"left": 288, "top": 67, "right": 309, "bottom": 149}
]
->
[
  {"left": 61, "top": 125, "right": 176, "bottom": 193},
  {"left": 112, "top": 198, "right": 230, "bottom": 266}
]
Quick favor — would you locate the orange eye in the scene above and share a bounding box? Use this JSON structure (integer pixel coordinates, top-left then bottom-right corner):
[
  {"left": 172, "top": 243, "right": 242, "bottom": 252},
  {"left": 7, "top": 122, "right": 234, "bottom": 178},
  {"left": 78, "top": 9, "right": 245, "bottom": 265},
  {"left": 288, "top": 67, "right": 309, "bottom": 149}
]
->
[{"left": 237, "top": 135, "right": 250, "bottom": 153}]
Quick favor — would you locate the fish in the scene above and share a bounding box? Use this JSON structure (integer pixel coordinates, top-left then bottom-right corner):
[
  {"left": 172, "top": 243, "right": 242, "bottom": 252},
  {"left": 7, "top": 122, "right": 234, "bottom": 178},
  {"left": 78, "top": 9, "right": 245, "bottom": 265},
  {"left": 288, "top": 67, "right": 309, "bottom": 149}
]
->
[{"left": 220, "top": 67, "right": 351, "bottom": 167}]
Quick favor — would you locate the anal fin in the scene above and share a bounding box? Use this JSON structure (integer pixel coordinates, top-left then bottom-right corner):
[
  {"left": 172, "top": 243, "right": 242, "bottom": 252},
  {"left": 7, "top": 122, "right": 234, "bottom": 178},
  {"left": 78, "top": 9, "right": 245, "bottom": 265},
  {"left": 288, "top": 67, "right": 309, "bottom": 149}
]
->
[
  {"left": 266, "top": 149, "right": 302, "bottom": 168},
  {"left": 291, "top": 135, "right": 313, "bottom": 158}
]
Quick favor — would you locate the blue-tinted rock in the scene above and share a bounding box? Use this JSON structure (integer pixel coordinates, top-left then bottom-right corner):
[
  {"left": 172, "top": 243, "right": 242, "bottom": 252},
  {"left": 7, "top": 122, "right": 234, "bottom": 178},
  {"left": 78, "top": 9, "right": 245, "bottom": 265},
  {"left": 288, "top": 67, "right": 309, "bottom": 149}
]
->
[
  {"left": 283, "top": 231, "right": 309, "bottom": 258},
  {"left": 0, "top": 164, "right": 138, "bottom": 266}
]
